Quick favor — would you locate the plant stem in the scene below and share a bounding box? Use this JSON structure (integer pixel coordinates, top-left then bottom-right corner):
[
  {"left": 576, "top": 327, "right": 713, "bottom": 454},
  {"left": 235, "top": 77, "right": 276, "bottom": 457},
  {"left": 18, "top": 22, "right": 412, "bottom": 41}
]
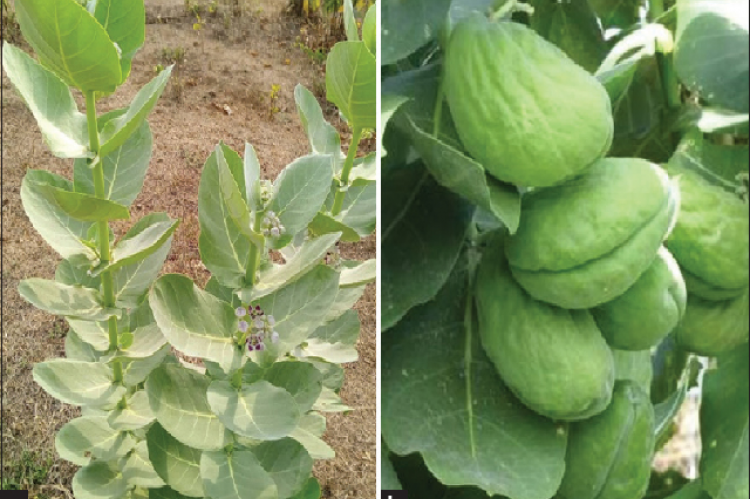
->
[
  {"left": 433, "top": 76, "right": 444, "bottom": 138},
  {"left": 331, "top": 127, "right": 364, "bottom": 216},
  {"left": 245, "top": 210, "right": 264, "bottom": 286},
  {"left": 649, "top": 0, "right": 664, "bottom": 20},
  {"left": 86, "top": 91, "right": 122, "bottom": 383},
  {"left": 231, "top": 367, "right": 243, "bottom": 390}
]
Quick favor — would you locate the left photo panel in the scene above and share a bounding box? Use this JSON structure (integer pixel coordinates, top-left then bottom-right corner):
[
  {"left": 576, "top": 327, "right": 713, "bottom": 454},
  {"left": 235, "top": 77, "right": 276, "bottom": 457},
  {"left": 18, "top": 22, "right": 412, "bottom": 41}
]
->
[{"left": 0, "top": 0, "right": 377, "bottom": 497}]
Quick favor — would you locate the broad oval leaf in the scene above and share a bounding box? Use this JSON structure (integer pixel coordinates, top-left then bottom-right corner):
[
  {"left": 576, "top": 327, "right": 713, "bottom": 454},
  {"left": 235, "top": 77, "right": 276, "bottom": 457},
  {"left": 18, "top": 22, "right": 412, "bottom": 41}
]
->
[
  {"left": 33, "top": 359, "right": 126, "bottom": 406},
  {"left": 206, "top": 380, "right": 300, "bottom": 441},
  {"left": 381, "top": 0, "right": 452, "bottom": 65},
  {"left": 99, "top": 66, "right": 172, "bottom": 157},
  {"left": 93, "top": 0, "right": 145, "bottom": 82},
  {"left": 700, "top": 347, "right": 749, "bottom": 499},
  {"left": 2, "top": 43, "right": 89, "bottom": 158},
  {"left": 112, "top": 343, "right": 171, "bottom": 387},
  {"left": 147, "top": 422, "right": 205, "bottom": 497},
  {"left": 146, "top": 363, "right": 232, "bottom": 451},
  {"left": 19, "top": 278, "right": 118, "bottom": 321},
  {"left": 326, "top": 284, "right": 366, "bottom": 323},
  {"left": 323, "top": 178, "right": 376, "bottom": 238},
  {"left": 73, "top": 120, "right": 153, "bottom": 206},
  {"left": 325, "top": 41, "right": 376, "bottom": 129},
  {"left": 34, "top": 183, "right": 130, "bottom": 222},
  {"left": 382, "top": 261, "right": 567, "bottom": 499},
  {"left": 239, "top": 232, "right": 340, "bottom": 302},
  {"left": 262, "top": 362, "right": 323, "bottom": 413},
  {"left": 289, "top": 412, "right": 334, "bottom": 460},
  {"left": 150, "top": 273, "right": 242, "bottom": 373},
  {"left": 307, "top": 212, "right": 360, "bottom": 242},
  {"left": 108, "top": 390, "right": 155, "bottom": 431},
  {"left": 675, "top": 0, "right": 749, "bottom": 113},
  {"left": 65, "top": 328, "right": 105, "bottom": 362},
  {"left": 15, "top": 0, "right": 122, "bottom": 92},
  {"left": 382, "top": 162, "right": 472, "bottom": 331},
  {"left": 289, "top": 477, "right": 321, "bottom": 499},
  {"left": 214, "top": 144, "right": 263, "bottom": 248},
  {"left": 302, "top": 309, "right": 360, "bottom": 364},
  {"left": 72, "top": 461, "right": 129, "bottom": 499},
  {"left": 56, "top": 415, "right": 136, "bottom": 465},
  {"left": 294, "top": 84, "right": 343, "bottom": 168},
  {"left": 269, "top": 154, "right": 335, "bottom": 249},
  {"left": 340, "top": 258, "right": 375, "bottom": 288},
  {"left": 362, "top": 5, "right": 376, "bottom": 55},
  {"left": 21, "top": 169, "right": 95, "bottom": 261},
  {"left": 251, "top": 439, "right": 313, "bottom": 499},
  {"left": 122, "top": 440, "right": 166, "bottom": 488},
  {"left": 105, "top": 217, "right": 179, "bottom": 272},
  {"left": 200, "top": 449, "right": 278, "bottom": 499}
]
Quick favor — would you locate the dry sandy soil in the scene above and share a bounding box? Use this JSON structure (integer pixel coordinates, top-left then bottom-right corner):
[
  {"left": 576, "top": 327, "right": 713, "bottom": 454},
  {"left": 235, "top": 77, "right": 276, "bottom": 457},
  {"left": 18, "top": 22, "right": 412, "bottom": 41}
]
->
[{"left": 1, "top": 1, "right": 375, "bottom": 497}]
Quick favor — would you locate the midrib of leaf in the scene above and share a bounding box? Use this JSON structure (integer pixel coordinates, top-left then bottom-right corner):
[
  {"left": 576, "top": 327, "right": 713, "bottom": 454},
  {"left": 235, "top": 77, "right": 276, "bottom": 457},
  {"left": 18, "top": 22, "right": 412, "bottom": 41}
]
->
[
  {"left": 382, "top": 170, "right": 429, "bottom": 241},
  {"left": 238, "top": 391, "right": 275, "bottom": 440}
]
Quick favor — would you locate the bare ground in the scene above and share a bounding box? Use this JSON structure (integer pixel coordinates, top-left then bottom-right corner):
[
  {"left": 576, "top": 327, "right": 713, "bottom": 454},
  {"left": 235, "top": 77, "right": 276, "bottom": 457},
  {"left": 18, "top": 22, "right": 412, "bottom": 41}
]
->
[{"left": 1, "top": 1, "right": 375, "bottom": 497}]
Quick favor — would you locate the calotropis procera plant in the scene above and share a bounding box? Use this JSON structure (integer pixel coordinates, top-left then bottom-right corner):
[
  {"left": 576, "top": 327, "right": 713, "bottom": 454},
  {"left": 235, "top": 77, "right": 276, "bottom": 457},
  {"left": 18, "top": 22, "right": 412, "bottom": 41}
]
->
[
  {"left": 381, "top": 0, "right": 747, "bottom": 498},
  {"left": 3, "top": 0, "right": 376, "bottom": 497}
]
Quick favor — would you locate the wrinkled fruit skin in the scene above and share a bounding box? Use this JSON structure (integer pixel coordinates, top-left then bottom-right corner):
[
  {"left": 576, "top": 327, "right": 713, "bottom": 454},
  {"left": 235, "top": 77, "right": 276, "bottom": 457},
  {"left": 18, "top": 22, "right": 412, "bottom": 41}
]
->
[
  {"left": 506, "top": 158, "right": 679, "bottom": 309},
  {"left": 476, "top": 233, "right": 614, "bottom": 421},
  {"left": 673, "top": 288, "right": 749, "bottom": 357},
  {"left": 664, "top": 163, "right": 749, "bottom": 300},
  {"left": 592, "top": 246, "right": 687, "bottom": 351},
  {"left": 444, "top": 14, "right": 613, "bottom": 188},
  {"left": 558, "top": 381, "right": 655, "bottom": 499}
]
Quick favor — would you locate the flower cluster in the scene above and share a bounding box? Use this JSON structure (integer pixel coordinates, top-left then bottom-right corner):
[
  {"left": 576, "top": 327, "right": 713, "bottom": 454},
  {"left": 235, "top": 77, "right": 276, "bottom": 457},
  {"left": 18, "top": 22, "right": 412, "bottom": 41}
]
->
[
  {"left": 236, "top": 305, "right": 279, "bottom": 352},
  {"left": 261, "top": 210, "right": 285, "bottom": 239},
  {"left": 258, "top": 179, "right": 273, "bottom": 208}
]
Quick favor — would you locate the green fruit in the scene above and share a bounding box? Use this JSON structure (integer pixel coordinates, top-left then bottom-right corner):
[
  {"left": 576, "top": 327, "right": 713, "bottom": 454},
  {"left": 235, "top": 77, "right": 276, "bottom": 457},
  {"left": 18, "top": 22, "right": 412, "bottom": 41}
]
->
[
  {"left": 506, "top": 158, "right": 678, "bottom": 309},
  {"left": 475, "top": 233, "right": 614, "bottom": 421},
  {"left": 558, "top": 381, "right": 655, "bottom": 499},
  {"left": 444, "top": 14, "right": 613, "bottom": 188},
  {"left": 592, "top": 246, "right": 687, "bottom": 351},
  {"left": 665, "top": 162, "right": 748, "bottom": 300},
  {"left": 673, "top": 288, "right": 749, "bottom": 357}
]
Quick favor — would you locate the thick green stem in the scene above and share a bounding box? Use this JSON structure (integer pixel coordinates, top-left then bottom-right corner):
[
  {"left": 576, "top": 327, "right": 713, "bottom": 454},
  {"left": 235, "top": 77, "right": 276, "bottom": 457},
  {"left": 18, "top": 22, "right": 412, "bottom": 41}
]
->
[
  {"left": 331, "top": 127, "right": 364, "bottom": 216},
  {"left": 649, "top": 0, "right": 664, "bottom": 19},
  {"left": 245, "top": 210, "right": 264, "bottom": 286},
  {"left": 86, "top": 92, "right": 122, "bottom": 383},
  {"left": 659, "top": 53, "right": 681, "bottom": 109}
]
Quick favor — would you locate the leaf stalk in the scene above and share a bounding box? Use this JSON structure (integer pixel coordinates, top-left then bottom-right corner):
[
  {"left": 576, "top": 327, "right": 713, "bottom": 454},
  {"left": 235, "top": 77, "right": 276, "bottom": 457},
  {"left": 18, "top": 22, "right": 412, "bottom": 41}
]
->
[{"left": 331, "top": 127, "right": 364, "bottom": 216}]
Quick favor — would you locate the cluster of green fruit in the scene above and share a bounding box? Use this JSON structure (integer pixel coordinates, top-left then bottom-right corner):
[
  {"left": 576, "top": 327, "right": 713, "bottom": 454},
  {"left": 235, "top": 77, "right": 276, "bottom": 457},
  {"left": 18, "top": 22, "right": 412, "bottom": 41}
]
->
[{"left": 443, "top": 13, "right": 749, "bottom": 499}]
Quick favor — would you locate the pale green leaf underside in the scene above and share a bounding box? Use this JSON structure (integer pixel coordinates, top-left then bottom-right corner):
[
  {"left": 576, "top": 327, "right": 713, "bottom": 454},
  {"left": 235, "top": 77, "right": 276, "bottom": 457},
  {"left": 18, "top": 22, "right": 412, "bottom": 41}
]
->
[
  {"left": 215, "top": 145, "right": 264, "bottom": 247},
  {"left": 123, "top": 440, "right": 166, "bottom": 488},
  {"left": 294, "top": 84, "right": 343, "bottom": 169},
  {"left": 19, "top": 278, "right": 119, "bottom": 321},
  {"left": 251, "top": 439, "right": 313, "bottom": 499},
  {"left": 72, "top": 461, "right": 129, "bottom": 499},
  {"left": 325, "top": 41, "right": 376, "bottom": 129},
  {"left": 311, "top": 387, "right": 350, "bottom": 413},
  {"left": 200, "top": 449, "right": 278, "bottom": 499},
  {"left": 56, "top": 415, "right": 136, "bottom": 465},
  {"left": 339, "top": 258, "right": 375, "bottom": 288},
  {"left": 289, "top": 413, "right": 334, "bottom": 460},
  {"left": 2, "top": 43, "right": 89, "bottom": 158},
  {"left": 34, "top": 359, "right": 126, "bottom": 407},
  {"left": 109, "top": 390, "right": 155, "bottom": 431},
  {"left": 147, "top": 422, "right": 205, "bottom": 497}
]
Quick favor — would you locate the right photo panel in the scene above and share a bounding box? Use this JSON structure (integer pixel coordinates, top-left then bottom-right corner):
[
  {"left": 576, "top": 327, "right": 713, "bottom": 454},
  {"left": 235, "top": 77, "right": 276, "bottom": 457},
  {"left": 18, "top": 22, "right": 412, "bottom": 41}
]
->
[{"left": 380, "top": 1, "right": 749, "bottom": 498}]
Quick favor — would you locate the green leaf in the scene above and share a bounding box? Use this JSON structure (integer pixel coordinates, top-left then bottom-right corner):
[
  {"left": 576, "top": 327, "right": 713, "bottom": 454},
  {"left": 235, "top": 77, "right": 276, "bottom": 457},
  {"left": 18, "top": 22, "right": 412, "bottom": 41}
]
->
[
  {"left": 149, "top": 487, "right": 197, "bottom": 499},
  {"left": 588, "top": 0, "right": 643, "bottom": 30},
  {"left": 33, "top": 359, "right": 126, "bottom": 407},
  {"left": 206, "top": 380, "right": 300, "bottom": 441},
  {"left": 289, "top": 413, "right": 334, "bottom": 460},
  {"left": 99, "top": 67, "right": 172, "bottom": 157},
  {"left": 340, "top": 258, "right": 375, "bottom": 288},
  {"left": 113, "top": 213, "right": 175, "bottom": 308},
  {"left": 113, "top": 344, "right": 171, "bottom": 387},
  {"left": 343, "top": 0, "right": 359, "bottom": 42},
  {"left": 117, "top": 301, "right": 169, "bottom": 358},
  {"left": 303, "top": 309, "right": 360, "bottom": 364},
  {"left": 1, "top": 43, "right": 90, "bottom": 158},
  {"left": 200, "top": 449, "right": 278, "bottom": 499},
  {"left": 19, "top": 278, "right": 118, "bottom": 320},
  {"left": 311, "top": 386, "right": 350, "bottom": 413},
  {"left": 108, "top": 390, "right": 155, "bottom": 431},
  {"left": 382, "top": 260, "right": 567, "bottom": 499},
  {"left": 529, "top": 0, "right": 607, "bottom": 72},
  {"left": 700, "top": 347, "right": 749, "bottom": 499},
  {"left": 379, "top": 93, "right": 409, "bottom": 157},
  {"left": 56, "top": 415, "right": 136, "bottom": 465},
  {"left": 362, "top": 5, "right": 376, "bottom": 54},
  {"left": 381, "top": 442, "right": 402, "bottom": 490},
  {"left": 102, "top": 217, "right": 179, "bottom": 273},
  {"left": 72, "top": 461, "right": 129, "bottom": 499},
  {"left": 654, "top": 358, "right": 701, "bottom": 451},
  {"left": 308, "top": 213, "right": 360, "bottom": 242},
  {"left": 256, "top": 265, "right": 340, "bottom": 357},
  {"left": 381, "top": 0, "right": 452, "bottom": 65},
  {"left": 66, "top": 319, "right": 109, "bottom": 352},
  {"left": 215, "top": 144, "right": 264, "bottom": 248},
  {"left": 240, "top": 232, "right": 340, "bottom": 302},
  {"left": 381, "top": 162, "right": 472, "bottom": 331},
  {"left": 14, "top": 0, "right": 122, "bottom": 92},
  {"left": 350, "top": 152, "right": 377, "bottom": 181},
  {"left": 323, "top": 179, "right": 376, "bottom": 238},
  {"left": 660, "top": 480, "right": 712, "bottom": 499},
  {"left": 325, "top": 41, "right": 376, "bottom": 129},
  {"left": 294, "top": 85, "right": 343, "bottom": 169},
  {"left": 269, "top": 154, "right": 335, "bottom": 249},
  {"left": 675, "top": 0, "right": 749, "bottom": 113},
  {"left": 122, "top": 441, "right": 166, "bottom": 488},
  {"left": 696, "top": 107, "right": 749, "bottom": 134},
  {"left": 147, "top": 423, "right": 205, "bottom": 497},
  {"left": 35, "top": 183, "right": 130, "bottom": 222},
  {"left": 150, "top": 274, "right": 243, "bottom": 373},
  {"left": 289, "top": 477, "right": 321, "bottom": 499},
  {"left": 651, "top": 334, "right": 691, "bottom": 404},
  {"left": 73, "top": 121, "right": 153, "bottom": 206},
  {"left": 146, "top": 363, "right": 232, "bottom": 451},
  {"left": 93, "top": 0, "right": 145, "bottom": 83},
  {"left": 612, "top": 349, "right": 653, "bottom": 394},
  {"left": 263, "top": 361, "right": 323, "bottom": 413},
  {"left": 21, "top": 170, "right": 95, "bottom": 261},
  {"left": 65, "top": 328, "right": 105, "bottom": 361},
  {"left": 326, "top": 285, "right": 366, "bottom": 322},
  {"left": 251, "top": 439, "right": 314, "bottom": 499},
  {"left": 199, "top": 146, "right": 253, "bottom": 288},
  {"left": 244, "top": 143, "right": 261, "bottom": 209}
]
